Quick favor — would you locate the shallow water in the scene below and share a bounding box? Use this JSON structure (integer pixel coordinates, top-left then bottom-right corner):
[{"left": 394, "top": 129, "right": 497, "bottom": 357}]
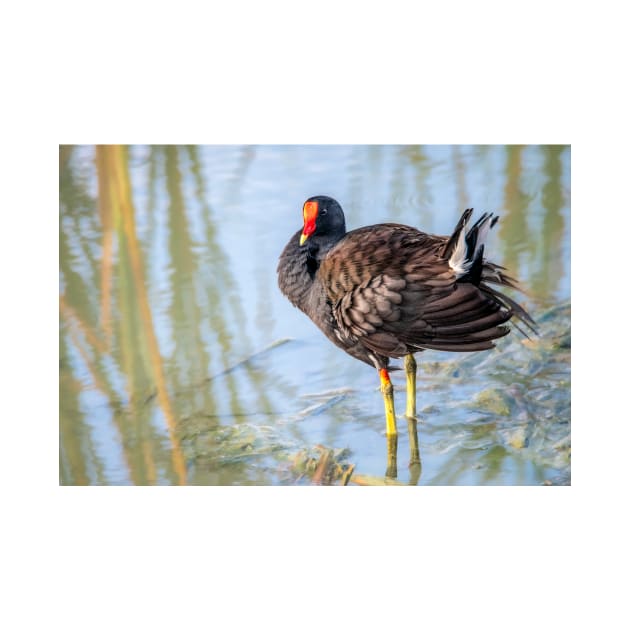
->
[{"left": 59, "top": 145, "right": 570, "bottom": 485}]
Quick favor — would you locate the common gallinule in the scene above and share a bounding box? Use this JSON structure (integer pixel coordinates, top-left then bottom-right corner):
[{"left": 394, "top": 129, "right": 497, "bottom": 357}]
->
[{"left": 277, "top": 195, "right": 535, "bottom": 474}]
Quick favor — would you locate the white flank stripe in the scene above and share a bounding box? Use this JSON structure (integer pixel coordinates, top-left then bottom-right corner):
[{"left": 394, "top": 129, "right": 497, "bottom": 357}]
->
[{"left": 449, "top": 226, "right": 470, "bottom": 277}]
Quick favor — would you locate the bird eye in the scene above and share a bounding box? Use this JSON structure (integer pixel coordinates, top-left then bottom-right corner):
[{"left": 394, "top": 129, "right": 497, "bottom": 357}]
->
[{"left": 321, "top": 208, "right": 328, "bottom": 216}]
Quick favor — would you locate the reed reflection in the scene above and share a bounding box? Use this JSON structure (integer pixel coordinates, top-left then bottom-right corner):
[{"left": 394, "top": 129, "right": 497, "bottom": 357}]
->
[
  {"left": 60, "top": 145, "right": 307, "bottom": 485},
  {"left": 534, "top": 145, "right": 567, "bottom": 300}
]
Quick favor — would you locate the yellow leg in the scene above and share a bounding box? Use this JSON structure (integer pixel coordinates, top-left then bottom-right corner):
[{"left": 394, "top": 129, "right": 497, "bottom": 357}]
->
[
  {"left": 404, "top": 354, "right": 421, "bottom": 467},
  {"left": 379, "top": 368, "right": 397, "bottom": 437},
  {"left": 404, "top": 354, "right": 417, "bottom": 418},
  {"left": 379, "top": 368, "right": 398, "bottom": 479}
]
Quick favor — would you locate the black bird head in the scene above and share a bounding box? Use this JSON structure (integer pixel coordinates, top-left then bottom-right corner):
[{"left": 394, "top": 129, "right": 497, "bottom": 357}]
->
[{"left": 300, "top": 195, "right": 346, "bottom": 246}]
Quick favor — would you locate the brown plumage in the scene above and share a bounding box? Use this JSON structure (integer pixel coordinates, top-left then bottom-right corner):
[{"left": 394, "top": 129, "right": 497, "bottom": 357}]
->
[{"left": 277, "top": 196, "right": 536, "bottom": 373}]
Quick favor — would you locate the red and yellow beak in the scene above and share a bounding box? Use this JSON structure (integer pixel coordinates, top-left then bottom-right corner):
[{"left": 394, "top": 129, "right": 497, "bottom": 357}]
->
[{"left": 300, "top": 200, "right": 318, "bottom": 245}]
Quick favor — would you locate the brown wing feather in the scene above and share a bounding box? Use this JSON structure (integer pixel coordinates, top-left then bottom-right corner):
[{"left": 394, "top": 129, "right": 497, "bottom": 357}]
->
[{"left": 319, "top": 224, "right": 513, "bottom": 358}]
